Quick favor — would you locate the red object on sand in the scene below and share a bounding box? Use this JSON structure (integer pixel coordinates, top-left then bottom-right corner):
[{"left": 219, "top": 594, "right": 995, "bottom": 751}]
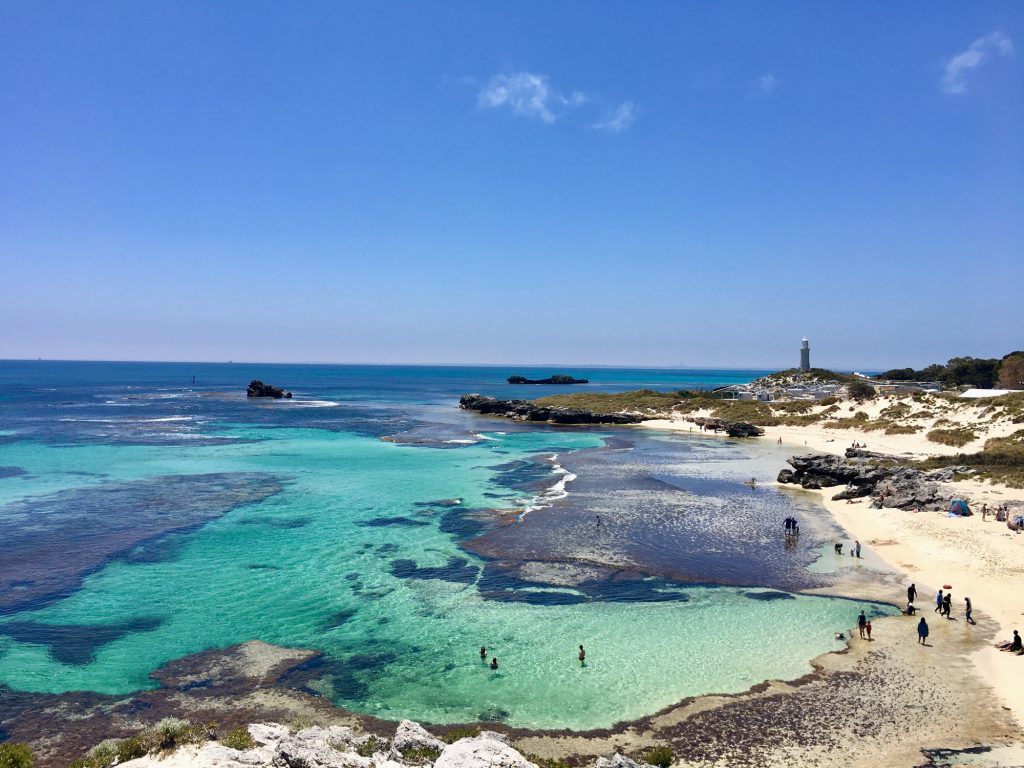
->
[{"left": 943, "top": 584, "right": 952, "bottom": 589}]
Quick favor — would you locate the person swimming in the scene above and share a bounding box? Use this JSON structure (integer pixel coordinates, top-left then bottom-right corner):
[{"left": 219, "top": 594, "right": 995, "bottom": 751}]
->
[{"left": 490, "top": 657, "right": 499, "bottom": 670}]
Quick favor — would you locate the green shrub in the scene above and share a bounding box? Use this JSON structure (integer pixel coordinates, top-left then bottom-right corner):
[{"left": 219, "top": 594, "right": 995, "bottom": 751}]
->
[
  {"left": 927, "top": 428, "right": 977, "bottom": 447},
  {"left": 356, "top": 736, "right": 383, "bottom": 757},
  {"left": 441, "top": 726, "right": 481, "bottom": 744},
  {"left": 0, "top": 743, "right": 34, "bottom": 768},
  {"left": 644, "top": 746, "right": 674, "bottom": 768},
  {"left": 115, "top": 737, "right": 149, "bottom": 763},
  {"left": 221, "top": 728, "right": 256, "bottom": 751},
  {"left": 818, "top": 396, "right": 839, "bottom": 406},
  {"left": 404, "top": 747, "right": 443, "bottom": 762},
  {"left": 885, "top": 424, "right": 919, "bottom": 435}
]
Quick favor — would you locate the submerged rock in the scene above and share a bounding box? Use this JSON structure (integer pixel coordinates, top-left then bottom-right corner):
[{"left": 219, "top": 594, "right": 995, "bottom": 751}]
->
[
  {"left": 247, "top": 380, "right": 293, "bottom": 399},
  {"left": 459, "top": 394, "right": 642, "bottom": 425}
]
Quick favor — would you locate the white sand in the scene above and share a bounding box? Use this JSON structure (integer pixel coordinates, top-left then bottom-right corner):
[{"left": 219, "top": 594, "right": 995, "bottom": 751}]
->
[{"left": 643, "top": 399, "right": 1024, "bottom": 730}]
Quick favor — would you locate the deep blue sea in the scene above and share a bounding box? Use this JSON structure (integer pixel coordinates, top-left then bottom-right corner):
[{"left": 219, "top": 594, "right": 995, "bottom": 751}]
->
[{"left": 0, "top": 361, "right": 890, "bottom": 729}]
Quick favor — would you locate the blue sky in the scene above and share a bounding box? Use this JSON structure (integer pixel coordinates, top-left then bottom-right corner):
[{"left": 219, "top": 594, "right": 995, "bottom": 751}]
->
[{"left": 1, "top": 2, "right": 1021, "bottom": 369}]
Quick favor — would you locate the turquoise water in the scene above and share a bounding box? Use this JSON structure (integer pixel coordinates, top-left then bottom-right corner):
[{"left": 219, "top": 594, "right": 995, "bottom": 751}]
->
[{"left": 0, "top": 362, "right": 891, "bottom": 730}]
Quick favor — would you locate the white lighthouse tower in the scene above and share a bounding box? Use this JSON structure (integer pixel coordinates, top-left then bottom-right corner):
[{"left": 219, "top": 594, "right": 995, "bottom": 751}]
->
[{"left": 800, "top": 337, "right": 810, "bottom": 371}]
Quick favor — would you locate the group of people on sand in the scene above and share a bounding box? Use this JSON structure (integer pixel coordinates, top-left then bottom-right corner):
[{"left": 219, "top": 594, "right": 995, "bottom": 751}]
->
[
  {"left": 479, "top": 644, "right": 587, "bottom": 670},
  {"left": 905, "top": 583, "right": 979, "bottom": 645},
  {"left": 981, "top": 503, "right": 1014, "bottom": 523},
  {"left": 833, "top": 540, "right": 861, "bottom": 557},
  {"left": 850, "top": 441, "right": 867, "bottom": 450}
]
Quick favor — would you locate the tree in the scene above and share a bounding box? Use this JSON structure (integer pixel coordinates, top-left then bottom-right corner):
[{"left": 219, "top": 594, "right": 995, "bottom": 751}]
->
[
  {"left": 997, "top": 354, "right": 1024, "bottom": 390},
  {"left": 848, "top": 380, "right": 876, "bottom": 400}
]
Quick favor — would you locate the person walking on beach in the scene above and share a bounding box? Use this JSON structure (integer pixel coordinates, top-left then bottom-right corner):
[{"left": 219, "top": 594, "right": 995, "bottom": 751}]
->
[
  {"left": 918, "top": 617, "right": 929, "bottom": 645},
  {"left": 578, "top": 645, "right": 586, "bottom": 666},
  {"left": 908, "top": 583, "right": 917, "bottom": 605},
  {"left": 935, "top": 589, "right": 943, "bottom": 613},
  {"left": 854, "top": 540, "right": 862, "bottom": 558},
  {"left": 942, "top": 591, "right": 952, "bottom": 619},
  {"left": 965, "top": 597, "right": 975, "bottom": 625},
  {"left": 858, "top": 611, "right": 867, "bottom": 639}
]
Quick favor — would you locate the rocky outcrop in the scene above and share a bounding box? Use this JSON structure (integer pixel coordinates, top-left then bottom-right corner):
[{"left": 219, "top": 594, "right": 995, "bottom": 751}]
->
[
  {"left": 247, "top": 380, "right": 293, "bottom": 399},
  {"left": 459, "top": 394, "right": 642, "bottom": 425},
  {"left": 116, "top": 721, "right": 637, "bottom": 768},
  {"left": 434, "top": 732, "right": 535, "bottom": 768},
  {"left": 776, "top": 450, "right": 946, "bottom": 509},
  {"left": 507, "top": 375, "right": 589, "bottom": 385},
  {"left": 692, "top": 416, "right": 765, "bottom": 438}
]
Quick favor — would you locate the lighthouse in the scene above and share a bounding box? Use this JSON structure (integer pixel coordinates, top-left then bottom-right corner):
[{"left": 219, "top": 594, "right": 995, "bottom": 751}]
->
[{"left": 800, "top": 337, "right": 810, "bottom": 371}]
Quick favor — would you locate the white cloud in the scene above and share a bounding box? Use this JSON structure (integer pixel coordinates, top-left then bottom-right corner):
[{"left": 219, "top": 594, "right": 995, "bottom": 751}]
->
[
  {"left": 591, "top": 101, "right": 636, "bottom": 134},
  {"left": 745, "top": 73, "right": 777, "bottom": 98},
  {"left": 477, "top": 72, "right": 587, "bottom": 123},
  {"left": 942, "top": 31, "right": 1014, "bottom": 95}
]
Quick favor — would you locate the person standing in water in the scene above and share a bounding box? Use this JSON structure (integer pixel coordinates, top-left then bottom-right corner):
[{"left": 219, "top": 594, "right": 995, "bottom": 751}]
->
[
  {"left": 578, "top": 645, "right": 586, "bottom": 665},
  {"left": 490, "top": 657, "right": 499, "bottom": 670},
  {"left": 480, "top": 646, "right": 487, "bottom": 661},
  {"left": 918, "top": 617, "right": 929, "bottom": 645}
]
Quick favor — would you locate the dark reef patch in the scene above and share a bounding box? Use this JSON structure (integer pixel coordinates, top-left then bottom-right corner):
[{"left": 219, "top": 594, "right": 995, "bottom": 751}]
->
[
  {"left": 322, "top": 609, "right": 358, "bottom": 630},
  {"left": 390, "top": 556, "right": 480, "bottom": 584},
  {"left": 0, "top": 617, "right": 162, "bottom": 665},
  {"left": 0, "top": 472, "right": 284, "bottom": 614},
  {"left": 0, "top": 466, "right": 28, "bottom": 479},
  {"left": 358, "top": 516, "right": 431, "bottom": 528},
  {"left": 744, "top": 591, "right": 796, "bottom": 601},
  {"left": 236, "top": 516, "right": 312, "bottom": 529}
]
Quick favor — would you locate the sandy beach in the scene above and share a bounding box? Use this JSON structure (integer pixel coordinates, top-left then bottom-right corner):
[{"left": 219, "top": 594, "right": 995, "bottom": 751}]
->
[{"left": 644, "top": 397, "right": 1024, "bottom": 750}]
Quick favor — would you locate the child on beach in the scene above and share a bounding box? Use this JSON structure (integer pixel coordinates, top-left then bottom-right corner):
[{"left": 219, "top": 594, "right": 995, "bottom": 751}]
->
[
  {"left": 866, "top": 620, "right": 872, "bottom": 640},
  {"left": 918, "top": 618, "right": 929, "bottom": 645}
]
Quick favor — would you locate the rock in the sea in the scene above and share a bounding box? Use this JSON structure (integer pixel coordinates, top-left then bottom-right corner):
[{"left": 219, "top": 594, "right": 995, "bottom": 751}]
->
[
  {"left": 247, "top": 380, "right": 293, "bottom": 399},
  {"left": 434, "top": 733, "right": 537, "bottom": 768},
  {"left": 392, "top": 720, "right": 445, "bottom": 755},
  {"left": 777, "top": 452, "right": 946, "bottom": 510},
  {"left": 507, "top": 375, "right": 589, "bottom": 385},
  {"left": 459, "top": 394, "right": 642, "bottom": 425}
]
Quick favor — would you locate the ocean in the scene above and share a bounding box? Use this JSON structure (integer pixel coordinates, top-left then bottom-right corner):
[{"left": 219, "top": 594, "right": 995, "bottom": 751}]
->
[{"left": 0, "top": 361, "right": 891, "bottom": 729}]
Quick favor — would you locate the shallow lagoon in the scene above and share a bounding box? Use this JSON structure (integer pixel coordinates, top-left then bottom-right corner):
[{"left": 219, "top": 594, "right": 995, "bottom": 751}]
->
[{"left": 0, "top": 363, "right": 894, "bottom": 729}]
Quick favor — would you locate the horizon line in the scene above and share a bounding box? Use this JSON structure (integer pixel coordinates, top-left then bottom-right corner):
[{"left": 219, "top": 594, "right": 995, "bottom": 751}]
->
[{"left": 0, "top": 357, "right": 883, "bottom": 373}]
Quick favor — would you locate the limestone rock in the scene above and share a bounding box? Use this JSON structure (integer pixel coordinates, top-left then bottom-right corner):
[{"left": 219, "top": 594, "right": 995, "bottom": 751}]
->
[
  {"left": 595, "top": 755, "right": 657, "bottom": 768},
  {"left": 434, "top": 733, "right": 537, "bottom": 768},
  {"left": 392, "top": 720, "right": 445, "bottom": 755}
]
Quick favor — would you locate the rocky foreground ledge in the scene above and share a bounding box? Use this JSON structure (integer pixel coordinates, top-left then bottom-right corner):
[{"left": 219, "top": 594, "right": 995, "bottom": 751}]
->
[
  {"left": 115, "top": 720, "right": 656, "bottom": 768},
  {"left": 459, "top": 394, "right": 643, "bottom": 425},
  {"left": 777, "top": 448, "right": 965, "bottom": 509}
]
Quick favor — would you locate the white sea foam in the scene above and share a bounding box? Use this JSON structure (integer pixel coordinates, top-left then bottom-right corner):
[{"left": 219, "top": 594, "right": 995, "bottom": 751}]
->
[
  {"left": 517, "top": 457, "right": 577, "bottom": 520},
  {"left": 443, "top": 439, "right": 477, "bottom": 444},
  {"left": 474, "top": 433, "right": 498, "bottom": 441},
  {"left": 142, "top": 416, "right": 192, "bottom": 422},
  {"left": 280, "top": 399, "right": 341, "bottom": 408}
]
